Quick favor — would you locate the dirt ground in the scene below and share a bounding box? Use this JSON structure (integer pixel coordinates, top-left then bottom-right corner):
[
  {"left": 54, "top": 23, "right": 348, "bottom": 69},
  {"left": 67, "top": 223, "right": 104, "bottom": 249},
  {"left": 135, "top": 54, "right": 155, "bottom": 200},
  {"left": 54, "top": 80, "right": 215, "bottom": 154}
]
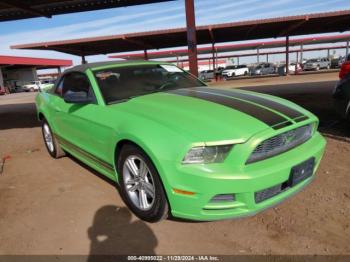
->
[{"left": 0, "top": 73, "right": 349, "bottom": 256}]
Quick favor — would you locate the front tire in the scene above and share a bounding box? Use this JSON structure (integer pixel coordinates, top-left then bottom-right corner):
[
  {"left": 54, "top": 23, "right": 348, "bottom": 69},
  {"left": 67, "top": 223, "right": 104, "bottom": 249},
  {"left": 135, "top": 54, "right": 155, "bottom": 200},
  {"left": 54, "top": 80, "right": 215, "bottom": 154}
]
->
[
  {"left": 42, "top": 120, "right": 66, "bottom": 159},
  {"left": 117, "top": 144, "right": 169, "bottom": 222}
]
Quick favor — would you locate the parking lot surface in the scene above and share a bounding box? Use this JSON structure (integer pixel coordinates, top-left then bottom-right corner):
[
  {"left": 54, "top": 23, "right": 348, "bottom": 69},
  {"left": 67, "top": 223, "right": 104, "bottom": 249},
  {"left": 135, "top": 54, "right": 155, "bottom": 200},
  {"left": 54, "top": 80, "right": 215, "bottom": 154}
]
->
[{"left": 0, "top": 73, "right": 349, "bottom": 255}]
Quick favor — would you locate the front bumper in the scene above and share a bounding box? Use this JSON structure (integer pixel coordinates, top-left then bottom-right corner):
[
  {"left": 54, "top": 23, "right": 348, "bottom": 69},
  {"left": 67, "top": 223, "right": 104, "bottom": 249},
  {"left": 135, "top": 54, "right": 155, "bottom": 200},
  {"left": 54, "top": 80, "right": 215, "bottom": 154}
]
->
[
  {"left": 161, "top": 132, "right": 326, "bottom": 221},
  {"left": 222, "top": 73, "right": 233, "bottom": 78}
]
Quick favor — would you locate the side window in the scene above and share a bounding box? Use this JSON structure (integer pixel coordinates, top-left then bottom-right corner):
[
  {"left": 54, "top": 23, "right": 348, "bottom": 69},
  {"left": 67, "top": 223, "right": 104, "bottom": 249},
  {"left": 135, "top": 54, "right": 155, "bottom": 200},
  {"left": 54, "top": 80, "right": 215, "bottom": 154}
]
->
[
  {"left": 55, "top": 78, "right": 64, "bottom": 96},
  {"left": 55, "top": 72, "right": 96, "bottom": 102},
  {"left": 62, "top": 72, "right": 91, "bottom": 95}
]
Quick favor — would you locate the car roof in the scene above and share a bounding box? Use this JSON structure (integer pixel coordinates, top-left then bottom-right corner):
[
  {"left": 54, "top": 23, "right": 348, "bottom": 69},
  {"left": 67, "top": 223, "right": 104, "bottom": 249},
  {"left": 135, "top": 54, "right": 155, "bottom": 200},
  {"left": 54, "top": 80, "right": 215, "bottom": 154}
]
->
[{"left": 64, "top": 60, "right": 165, "bottom": 73}]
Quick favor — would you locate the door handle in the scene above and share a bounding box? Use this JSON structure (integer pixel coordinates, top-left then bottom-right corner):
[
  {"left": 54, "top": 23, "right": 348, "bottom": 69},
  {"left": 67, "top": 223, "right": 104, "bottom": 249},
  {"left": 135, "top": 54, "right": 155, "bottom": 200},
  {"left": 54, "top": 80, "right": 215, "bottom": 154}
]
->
[{"left": 54, "top": 107, "right": 61, "bottom": 112}]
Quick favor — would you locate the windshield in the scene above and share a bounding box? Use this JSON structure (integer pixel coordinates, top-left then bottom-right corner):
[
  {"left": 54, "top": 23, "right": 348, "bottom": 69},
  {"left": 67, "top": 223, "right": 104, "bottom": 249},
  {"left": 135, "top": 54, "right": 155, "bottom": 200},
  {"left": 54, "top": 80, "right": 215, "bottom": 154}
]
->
[
  {"left": 308, "top": 59, "right": 318, "bottom": 63},
  {"left": 225, "top": 66, "right": 237, "bottom": 69},
  {"left": 93, "top": 64, "right": 205, "bottom": 104}
]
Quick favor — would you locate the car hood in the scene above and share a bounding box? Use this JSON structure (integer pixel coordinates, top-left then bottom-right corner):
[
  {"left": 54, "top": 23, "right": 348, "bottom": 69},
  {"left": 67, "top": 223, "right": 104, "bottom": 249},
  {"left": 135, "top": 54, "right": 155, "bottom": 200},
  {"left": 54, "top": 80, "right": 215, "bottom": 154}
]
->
[{"left": 109, "top": 87, "right": 311, "bottom": 143}]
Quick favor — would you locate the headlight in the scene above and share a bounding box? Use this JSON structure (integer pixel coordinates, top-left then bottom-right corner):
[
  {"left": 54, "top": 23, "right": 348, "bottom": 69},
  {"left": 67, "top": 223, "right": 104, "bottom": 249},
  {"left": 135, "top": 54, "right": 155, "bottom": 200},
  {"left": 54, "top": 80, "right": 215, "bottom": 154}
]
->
[{"left": 182, "top": 145, "right": 233, "bottom": 164}]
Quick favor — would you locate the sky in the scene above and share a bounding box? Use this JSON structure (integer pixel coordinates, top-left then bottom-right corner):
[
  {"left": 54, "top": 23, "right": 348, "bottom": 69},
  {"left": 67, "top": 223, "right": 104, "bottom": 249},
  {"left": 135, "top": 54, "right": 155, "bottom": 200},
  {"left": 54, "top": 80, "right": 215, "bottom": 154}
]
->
[{"left": 1, "top": 0, "right": 350, "bottom": 67}]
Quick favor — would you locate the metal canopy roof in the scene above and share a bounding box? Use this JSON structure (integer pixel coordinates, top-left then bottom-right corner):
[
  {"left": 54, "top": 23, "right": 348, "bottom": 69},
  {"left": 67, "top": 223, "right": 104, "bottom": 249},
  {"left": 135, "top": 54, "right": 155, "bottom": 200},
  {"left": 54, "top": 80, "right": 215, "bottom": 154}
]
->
[
  {"left": 166, "top": 45, "right": 348, "bottom": 64},
  {"left": 0, "top": 0, "right": 174, "bottom": 22},
  {"left": 109, "top": 34, "right": 350, "bottom": 60},
  {"left": 12, "top": 10, "right": 350, "bottom": 57},
  {"left": 0, "top": 55, "right": 72, "bottom": 69}
]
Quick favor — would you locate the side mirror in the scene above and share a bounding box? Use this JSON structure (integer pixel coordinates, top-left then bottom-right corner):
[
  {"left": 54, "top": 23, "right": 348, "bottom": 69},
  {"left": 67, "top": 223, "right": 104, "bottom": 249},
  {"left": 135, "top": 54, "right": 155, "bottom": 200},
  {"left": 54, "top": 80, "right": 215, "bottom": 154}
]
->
[{"left": 63, "top": 91, "right": 92, "bottom": 104}]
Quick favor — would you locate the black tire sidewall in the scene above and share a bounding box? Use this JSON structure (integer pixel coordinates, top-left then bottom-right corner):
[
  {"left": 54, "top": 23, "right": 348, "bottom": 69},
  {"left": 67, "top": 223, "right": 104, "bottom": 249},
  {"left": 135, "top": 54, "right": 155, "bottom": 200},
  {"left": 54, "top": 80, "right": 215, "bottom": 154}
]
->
[{"left": 117, "top": 144, "right": 168, "bottom": 222}]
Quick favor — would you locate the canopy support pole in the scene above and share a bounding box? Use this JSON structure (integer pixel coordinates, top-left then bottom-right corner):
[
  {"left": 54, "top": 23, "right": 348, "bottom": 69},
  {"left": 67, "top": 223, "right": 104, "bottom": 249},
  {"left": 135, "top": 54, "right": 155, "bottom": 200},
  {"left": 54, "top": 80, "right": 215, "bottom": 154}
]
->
[
  {"left": 300, "top": 43, "right": 304, "bottom": 64},
  {"left": 286, "top": 36, "right": 290, "bottom": 75},
  {"left": 185, "top": 0, "right": 198, "bottom": 77},
  {"left": 81, "top": 55, "right": 87, "bottom": 64}
]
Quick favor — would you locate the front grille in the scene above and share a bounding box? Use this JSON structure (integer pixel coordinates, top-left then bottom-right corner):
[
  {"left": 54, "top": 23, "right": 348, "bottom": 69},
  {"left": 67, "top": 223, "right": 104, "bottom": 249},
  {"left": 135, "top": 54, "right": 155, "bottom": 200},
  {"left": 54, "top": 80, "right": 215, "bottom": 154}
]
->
[{"left": 247, "top": 124, "right": 313, "bottom": 164}]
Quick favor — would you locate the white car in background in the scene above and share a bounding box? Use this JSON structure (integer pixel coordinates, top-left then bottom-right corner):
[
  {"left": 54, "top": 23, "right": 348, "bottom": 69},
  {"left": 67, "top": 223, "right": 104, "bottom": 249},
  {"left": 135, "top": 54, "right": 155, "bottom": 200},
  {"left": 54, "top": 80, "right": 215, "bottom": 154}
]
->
[
  {"left": 222, "top": 65, "right": 249, "bottom": 79},
  {"left": 22, "top": 81, "right": 42, "bottom": 92},
  {"left": 40, "top": 79, "right": 56, "bottom": 92},
  {"left": 286, "top": 63, "right": 302, "bottom": 73}
]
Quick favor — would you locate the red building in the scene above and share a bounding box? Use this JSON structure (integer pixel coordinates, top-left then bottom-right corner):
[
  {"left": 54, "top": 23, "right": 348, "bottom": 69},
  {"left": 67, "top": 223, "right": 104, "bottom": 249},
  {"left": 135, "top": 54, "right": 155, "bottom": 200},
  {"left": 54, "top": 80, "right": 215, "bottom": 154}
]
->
[{"left": 0, "top": 55, "right": 72, "bottom": 93}]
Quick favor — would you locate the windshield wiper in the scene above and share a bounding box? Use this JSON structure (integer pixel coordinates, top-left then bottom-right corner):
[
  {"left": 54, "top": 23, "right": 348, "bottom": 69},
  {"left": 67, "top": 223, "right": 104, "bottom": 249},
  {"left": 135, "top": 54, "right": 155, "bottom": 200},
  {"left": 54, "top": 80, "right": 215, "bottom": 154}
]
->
[
  {"left": 107, "top": 97, "right": 134, "bottom": 105},
  {"left": 107, "top": 93, "right": 154, "bottom": 105}
]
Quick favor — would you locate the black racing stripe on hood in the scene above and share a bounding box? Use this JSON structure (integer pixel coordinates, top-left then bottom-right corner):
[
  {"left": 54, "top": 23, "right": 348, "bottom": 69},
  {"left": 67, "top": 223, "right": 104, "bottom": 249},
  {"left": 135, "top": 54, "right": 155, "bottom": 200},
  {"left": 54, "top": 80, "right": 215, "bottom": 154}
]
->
[
  {"left": 167, "top": 89, "right": 292, "bottom": 129},
  {"left": 197, "top": 87, "right": 306, "bottom": 120}
]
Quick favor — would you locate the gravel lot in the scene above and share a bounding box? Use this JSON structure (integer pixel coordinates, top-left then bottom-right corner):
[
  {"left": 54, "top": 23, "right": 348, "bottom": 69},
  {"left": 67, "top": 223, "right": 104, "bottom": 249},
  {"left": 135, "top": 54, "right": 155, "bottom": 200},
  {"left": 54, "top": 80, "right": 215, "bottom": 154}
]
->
[{"left": 0, "top": 73, "right": 349, "bottom": 256}]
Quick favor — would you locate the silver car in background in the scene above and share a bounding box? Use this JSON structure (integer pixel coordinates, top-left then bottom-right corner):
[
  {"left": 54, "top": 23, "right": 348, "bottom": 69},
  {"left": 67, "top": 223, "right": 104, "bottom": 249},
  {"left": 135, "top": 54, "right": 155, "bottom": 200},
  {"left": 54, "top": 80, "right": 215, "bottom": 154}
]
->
[
  {"left": 251, "top": 63, "right": 276, "bottom": 75},
  {"left": 303, "top": 58, "right": 330, "bottom": 71},
  {"left": 199, "top": 70, "right": 215, "bottom": 81}
]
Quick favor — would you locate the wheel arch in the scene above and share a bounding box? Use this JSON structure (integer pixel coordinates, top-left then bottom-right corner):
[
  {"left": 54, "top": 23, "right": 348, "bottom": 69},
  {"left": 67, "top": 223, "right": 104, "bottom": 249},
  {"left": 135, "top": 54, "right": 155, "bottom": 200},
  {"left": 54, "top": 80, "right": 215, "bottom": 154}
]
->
[
  {"left": 38, "top": 111, "right": 45, "bottom": 121},
  {"left": 114, "top": 139, "right": 138, "bottom": 167},
  {"left": 113, "top": 138, "right": 164, "bottom": 181},
  {"left": 113, "top": 138, "right": 172, "bottom": 212}
]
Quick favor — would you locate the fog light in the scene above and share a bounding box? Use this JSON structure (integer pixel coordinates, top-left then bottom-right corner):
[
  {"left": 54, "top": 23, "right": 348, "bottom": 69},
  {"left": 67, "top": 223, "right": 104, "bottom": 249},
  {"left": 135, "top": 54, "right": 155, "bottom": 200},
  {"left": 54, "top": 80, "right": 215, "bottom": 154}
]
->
[{"left": 210, "top": 194, "right": 235, "bottom": 202}]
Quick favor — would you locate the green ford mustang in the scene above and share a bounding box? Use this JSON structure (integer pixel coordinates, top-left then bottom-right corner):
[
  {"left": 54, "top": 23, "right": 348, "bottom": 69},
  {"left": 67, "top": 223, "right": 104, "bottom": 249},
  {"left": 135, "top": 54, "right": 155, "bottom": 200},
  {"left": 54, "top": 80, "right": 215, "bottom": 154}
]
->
[{"left": 36, "top": 61, "right": 326, "bottom": 222}]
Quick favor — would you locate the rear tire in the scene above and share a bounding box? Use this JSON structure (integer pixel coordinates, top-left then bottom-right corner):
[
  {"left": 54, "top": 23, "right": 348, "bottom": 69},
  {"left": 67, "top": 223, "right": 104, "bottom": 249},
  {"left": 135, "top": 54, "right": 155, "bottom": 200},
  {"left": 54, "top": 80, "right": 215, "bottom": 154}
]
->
[
  {"left": 42, "top": 120, "right": 66, "bottom": 159},
  {"left": 117, "top": 144, "right": 169, "bottom": 222}
]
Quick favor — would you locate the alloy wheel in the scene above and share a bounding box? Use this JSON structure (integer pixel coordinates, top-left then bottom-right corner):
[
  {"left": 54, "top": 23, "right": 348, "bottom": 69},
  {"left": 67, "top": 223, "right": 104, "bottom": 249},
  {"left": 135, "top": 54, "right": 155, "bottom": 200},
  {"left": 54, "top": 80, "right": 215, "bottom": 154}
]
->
[
  {"left": 122, "top": 155, "right": 155, "bottom": 211},
  {"left": 43, "top": 123, "right": 54, "bottom": 152}
]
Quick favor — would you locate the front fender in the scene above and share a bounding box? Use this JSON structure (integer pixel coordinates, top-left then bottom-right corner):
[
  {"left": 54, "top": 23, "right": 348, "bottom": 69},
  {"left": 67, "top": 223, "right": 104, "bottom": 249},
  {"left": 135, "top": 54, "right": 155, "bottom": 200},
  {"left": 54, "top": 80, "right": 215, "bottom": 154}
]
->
[{"left": 112, "top": 116, "right": 195, "bottom": 191}]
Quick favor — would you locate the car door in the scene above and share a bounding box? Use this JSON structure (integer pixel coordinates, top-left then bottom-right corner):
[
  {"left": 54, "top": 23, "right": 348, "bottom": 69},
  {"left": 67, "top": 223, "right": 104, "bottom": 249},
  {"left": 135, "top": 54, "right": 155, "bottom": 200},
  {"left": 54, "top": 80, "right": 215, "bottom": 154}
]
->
[
  {"left": 320, "top": 58, "right": 325, "bottom": 68},
  {"left": 51, "top": 72, "right": 115, "bottom": 172},
  {"left": 237, "top": 66, "right": 243, "bottom": 76},
  {"left": 261, "top": 64, "right": 268, "bottom": 75}
]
